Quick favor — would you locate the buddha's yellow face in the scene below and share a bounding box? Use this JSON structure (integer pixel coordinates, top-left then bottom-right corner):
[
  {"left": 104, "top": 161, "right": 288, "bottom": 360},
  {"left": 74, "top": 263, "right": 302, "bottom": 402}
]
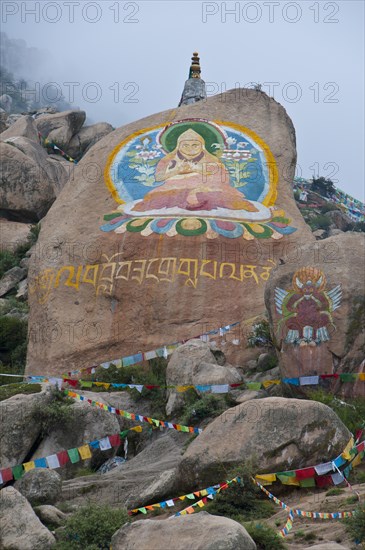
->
[{"left": 178, "top": 139, "right": 203, "bottom": 159}]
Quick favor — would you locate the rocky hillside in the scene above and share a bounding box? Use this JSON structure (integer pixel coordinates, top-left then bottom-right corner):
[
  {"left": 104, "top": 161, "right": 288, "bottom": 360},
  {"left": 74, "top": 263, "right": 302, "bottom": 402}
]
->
[{"left": 0, "top": 97, "right": 364, "bottom": 550}]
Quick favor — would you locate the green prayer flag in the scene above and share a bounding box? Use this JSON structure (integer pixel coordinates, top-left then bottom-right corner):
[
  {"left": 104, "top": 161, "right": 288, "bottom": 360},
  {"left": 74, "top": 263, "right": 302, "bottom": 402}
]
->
[
  {"left": 67, "top": 448, "right": 80, "bottom": 464},
  {"left": 339, "top": 373, "right": 357, "bottom": 382},
  {"left": 80, "top": 381, "right": 93, "bottom": 388},
  {"left": 12, "top": 465, "right": 24, "bottom": 480},
  {"left": 299, "top": 478, "right": 316, "bottom": 487},
  {"left": 186, "top": 493, "right": 195, "bottom": 499},
  {"left": 120, "top": 430, "right": 128, "bottom": 438},
  {"left": 139, "top": 507, "right": 147, "bottom": 514},
  {"left": 277, "top": 471, "right": 296, "bottom": 477},
  {"left": 246, "top": 382, "right": 261, "bottom": 391}
]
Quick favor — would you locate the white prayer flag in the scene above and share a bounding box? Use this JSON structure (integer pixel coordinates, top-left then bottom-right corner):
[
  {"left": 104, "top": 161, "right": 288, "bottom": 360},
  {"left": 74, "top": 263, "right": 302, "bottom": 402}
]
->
[
  {"left": 299, "top": 376, "right": 319, "bottom": 386},
  {"left": 99, "top": 437, "right": 112, "bottom": 451},
  {"left": 46, "top": 454, "right": 60, "bottom": 469},
  {"left": 314, "top": 462, "right": 333, "bottom": 475},
  {"left": 211, "top": 385, "right": 229, "bottom": 394}
]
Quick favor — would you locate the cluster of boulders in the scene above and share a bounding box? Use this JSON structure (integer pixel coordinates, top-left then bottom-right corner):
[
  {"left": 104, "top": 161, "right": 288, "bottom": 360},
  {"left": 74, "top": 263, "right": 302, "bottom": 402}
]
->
[
  {"left": 295, "top": 190, "right": 360, "bottom": 240},
  {"left": 0, "top": 107, "right": 113, "bottom": 223}
]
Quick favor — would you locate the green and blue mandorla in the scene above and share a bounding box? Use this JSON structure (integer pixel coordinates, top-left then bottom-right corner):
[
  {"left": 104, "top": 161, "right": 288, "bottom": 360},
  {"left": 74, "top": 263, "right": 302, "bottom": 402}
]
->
[{"left": 101, "top": 118, "right": 297, "bottom": 239}]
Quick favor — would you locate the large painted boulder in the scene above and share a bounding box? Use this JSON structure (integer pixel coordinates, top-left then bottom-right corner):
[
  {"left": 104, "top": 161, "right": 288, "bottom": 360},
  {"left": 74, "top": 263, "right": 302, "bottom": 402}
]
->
[
  {"left": 26, "top": 89, "right": 313, "bottom": 375},
  {"left": 265, "top": 232, "right": 365, "bottom": 396}
]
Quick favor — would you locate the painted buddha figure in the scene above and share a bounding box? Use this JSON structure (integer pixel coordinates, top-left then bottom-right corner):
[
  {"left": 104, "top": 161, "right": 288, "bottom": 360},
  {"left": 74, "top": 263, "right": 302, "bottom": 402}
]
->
[{"left": 132, "top": 129, "right": 258, "bottom": 213}]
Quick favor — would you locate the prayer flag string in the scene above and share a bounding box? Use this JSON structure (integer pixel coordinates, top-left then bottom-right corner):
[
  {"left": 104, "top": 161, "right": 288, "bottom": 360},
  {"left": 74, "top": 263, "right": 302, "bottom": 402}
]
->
[
  {"left": 0, "top": 426, "right": 143, "bottom": 486},
  {"left": 252, "top": 477, "right": 358, "bottom": 538},
  {"left": 64, "top": 390, "right": 203, "bottom": 434}
]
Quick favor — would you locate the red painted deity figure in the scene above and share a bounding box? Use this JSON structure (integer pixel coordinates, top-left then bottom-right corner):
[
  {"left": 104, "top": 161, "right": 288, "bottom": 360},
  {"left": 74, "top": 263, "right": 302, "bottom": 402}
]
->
[{"left": 275, "top": 267, "right": 342, "bottom": 346}]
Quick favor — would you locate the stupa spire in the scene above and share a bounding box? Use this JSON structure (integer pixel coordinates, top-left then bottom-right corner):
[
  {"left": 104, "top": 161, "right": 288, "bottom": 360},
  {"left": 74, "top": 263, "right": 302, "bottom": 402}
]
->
[{"left": 179, "top": 52, "right": 207, "bottom": 106}]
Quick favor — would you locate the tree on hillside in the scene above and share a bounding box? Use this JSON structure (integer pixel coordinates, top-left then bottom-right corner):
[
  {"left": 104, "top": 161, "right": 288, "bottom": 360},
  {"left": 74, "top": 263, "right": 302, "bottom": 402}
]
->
[{"left": 311, "top": 176, "right": 335, "bottom": 198}]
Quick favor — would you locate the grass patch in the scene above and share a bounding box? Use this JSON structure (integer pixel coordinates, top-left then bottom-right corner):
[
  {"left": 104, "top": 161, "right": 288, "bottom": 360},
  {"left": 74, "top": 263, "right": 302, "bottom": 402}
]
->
[
  {"left": 54, "top": 504, "right": 129, "bottom": 549},
  {"left": 0, "top": 382, "right": 41, "bottom": 401},
  {"left": 308, "top": 214, "right": 332, "bottom": 231},
  {"left": 345, "top": 495, "right": 359, "bottom": 505},
  {"left": 243, "top": 521, "right": 287, "bottom": 549},
  {"left": 326, "top": 487, "right": 345, "bottom": 496},
  {"left": 307, "top": 388, "right": 365, "bottom": 433},
  {"left": 294, "top": 530, "right": 316, "bottom": 542},
  {"left": 73, "top": 468, "right": 95, "bottom": 479}
]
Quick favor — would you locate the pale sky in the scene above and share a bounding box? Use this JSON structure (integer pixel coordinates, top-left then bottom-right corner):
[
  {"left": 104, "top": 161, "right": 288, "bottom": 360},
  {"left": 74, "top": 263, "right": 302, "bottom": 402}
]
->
[{"left": 2, "top": 0, "right": 364, "bottom": 200}]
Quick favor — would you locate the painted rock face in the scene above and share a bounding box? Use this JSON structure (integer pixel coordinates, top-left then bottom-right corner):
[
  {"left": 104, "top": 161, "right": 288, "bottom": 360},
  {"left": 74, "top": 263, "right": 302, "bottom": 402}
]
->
[{"left": 27, "top": 90, "right": 314, "bottom": 376}]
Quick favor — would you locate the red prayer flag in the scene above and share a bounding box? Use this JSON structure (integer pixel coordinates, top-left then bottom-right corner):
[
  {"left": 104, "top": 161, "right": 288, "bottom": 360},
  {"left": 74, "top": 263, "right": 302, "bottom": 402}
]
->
[
  {"left": 320, "top": 374, "right": 339, "bottom": 379},
  {"left": 109, "top": 434, "right": 121, "bottom": 447},
  {"left": 1, "top": 468, "right": 13, "bottom": 483},
  {"left": 295, "top": 467, "right": 316, "bottom": 480},
  {"left": 315, "top": 475, "right": 333, "bottom": 487},
  {"left": 64, "top": 379, "right": 78, "bottom": 387},
  {"left": 57, "top": 450, "right": 69, "bottom": 466}
]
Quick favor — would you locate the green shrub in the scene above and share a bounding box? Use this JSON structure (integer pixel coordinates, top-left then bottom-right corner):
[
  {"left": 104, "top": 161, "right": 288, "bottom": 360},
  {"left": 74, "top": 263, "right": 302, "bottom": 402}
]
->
[
  {"left": 349, "top": 221, "right": 365, "bottom": 233},
  {"left": 0, "top": 250, "right": 19, "bottom": 278},
  {"left": 32, "top": 387, "right": 74, "bottom": 436},
  {"left": 0, "top": 316, "right": 27, "bottom": 368},
  {"left": 54, "top": 504, "right": 129, "bottom": 549},
  {"left": 179, "top": 392, "right": 236, "bottom": 426},
  {"left": 307, "top": 389, "right": 365, "bottom": 433},
  {"left": 0, "top": 223, "right": 40, "bottom": 278},
  {"left": 243, "top": 521, "right": 287, "bottom": 549},
  {"left": 344, "top": 504, "right": 365, "bottom": 544},
  {"left": 247, "top": 320, "right": 274, "bottom": 349},
  {"left": 0, "top": 296, "right": 29, "bottom": 315},
  {"left": 204, "top": 463, "right": 275, "bottom": 522},
  {"left": 86, "top": 357, "right": 168, "bottom": 418},
  {"left": 309, "top": 214, "right": 332, "bottom": 231},
  {"left": 321, "top": 203, "right": 339, "bottom": 214}
]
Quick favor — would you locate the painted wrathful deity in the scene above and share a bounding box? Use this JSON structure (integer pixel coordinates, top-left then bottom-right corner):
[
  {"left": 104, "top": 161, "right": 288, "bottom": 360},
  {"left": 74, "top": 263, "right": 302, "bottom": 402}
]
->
[{"left": 275, "top": 267, "right": 342, "bottom": 346}]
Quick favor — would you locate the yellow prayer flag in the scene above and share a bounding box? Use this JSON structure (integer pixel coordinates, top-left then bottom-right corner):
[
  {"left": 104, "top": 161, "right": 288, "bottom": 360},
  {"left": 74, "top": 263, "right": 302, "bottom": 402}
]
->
[
  {"left": 262, "top": 380, "right": 280, "bottom": 389},
  {"left": 23, "top": 461, "right": 35, "bottom": 472},
  {"left": 131, "top": 426, "right": 143, "bottom": 433},
  {"left": 197, "top": 500, "right": 205, "bottom": 508},
  {"left": 78, "top": 444, "right": 92, "bottom": 460},
  {"left": 179, "top": 496, "right": 186, "bottom": 501},
  {"left": 351, "top": 453, "right": 362, "bottom": 468},
  {"left": 359, "top": 373, "right": 365, "bottom": 380},
  {"left": 255, "top": 473, "right": 276, "bottom": 485},
  {"left": 200, "top": 489, "right": 208, "bottom": 496},
  {"left": 176, "top": 385, "right": 190, "bottom": 392},
  {"left": 277, "top": 475, "right": 300, "bottom": 486},
  {"left": 341, "top": 437, "right": 355, "bottom": 460}
]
